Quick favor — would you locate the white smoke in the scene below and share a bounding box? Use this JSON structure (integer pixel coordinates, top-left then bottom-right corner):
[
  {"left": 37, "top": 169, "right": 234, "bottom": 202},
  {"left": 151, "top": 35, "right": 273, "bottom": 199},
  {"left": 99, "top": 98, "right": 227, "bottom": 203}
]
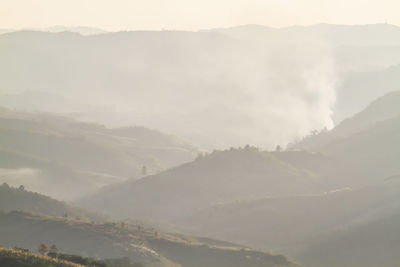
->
[{"left": 0, "top": 30, "right": 340, "bottom": 149}]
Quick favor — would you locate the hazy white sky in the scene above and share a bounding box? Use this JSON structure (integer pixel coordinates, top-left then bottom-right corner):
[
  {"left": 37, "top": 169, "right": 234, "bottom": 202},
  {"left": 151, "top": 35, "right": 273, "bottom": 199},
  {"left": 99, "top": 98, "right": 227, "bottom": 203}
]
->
[{"left": 1, "top": 0, "right": 399, "bottom": 31}]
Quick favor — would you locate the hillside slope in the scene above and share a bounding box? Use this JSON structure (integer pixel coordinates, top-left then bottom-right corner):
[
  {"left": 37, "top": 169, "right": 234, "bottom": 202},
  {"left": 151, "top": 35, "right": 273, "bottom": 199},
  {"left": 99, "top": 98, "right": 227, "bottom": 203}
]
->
[
  {"left": 293, "top": 90, "right": 400, "bottom": 151},
  {"left": 173, "top": 179, "right": 400, "bottom": 254},
  {"left": 0, "top": 211, "right": 299, "bottom": 267},
  {"left": 290, "top": 92, "right": 400, "bottom": 187},
  {"left": 79, "top": 147, "right": 321, "bottom": 222},
  {"left": 0, "top": 247, "right": 85, "bottom": 267},
  {"left": 0, "top": 109, "right": 196, "bottom": 200},
  {"left": 297, "top": 203, "right": 400, "bottom": 267},
  {"left": 0, "top": 183, "right": 103, "bottom": 221}
]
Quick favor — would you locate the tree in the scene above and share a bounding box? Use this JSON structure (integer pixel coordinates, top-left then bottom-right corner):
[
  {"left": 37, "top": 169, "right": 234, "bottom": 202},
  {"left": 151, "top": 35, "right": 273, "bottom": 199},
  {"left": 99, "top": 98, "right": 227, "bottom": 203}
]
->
[
  {"left": 38, "top": 243, "right": 48, "bottom": 255},
  {"left": 141, "top": 165, "right": 147, "bottom": 176},
  {"left": 275, "top": 145, "right": 282, "bottom": 152},
  {"left": 18, "top": 185, "right": 25, "bottom": 190},
  {"left": 49, "top": 244, "right": 58, "bottom": 254}
]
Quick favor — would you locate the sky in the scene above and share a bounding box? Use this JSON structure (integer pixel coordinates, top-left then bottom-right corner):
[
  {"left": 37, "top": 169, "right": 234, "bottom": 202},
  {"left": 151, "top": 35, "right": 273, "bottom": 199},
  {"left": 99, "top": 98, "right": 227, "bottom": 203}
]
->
[{"left": 0, "top": 0, "right": 399, "bottom": 31}]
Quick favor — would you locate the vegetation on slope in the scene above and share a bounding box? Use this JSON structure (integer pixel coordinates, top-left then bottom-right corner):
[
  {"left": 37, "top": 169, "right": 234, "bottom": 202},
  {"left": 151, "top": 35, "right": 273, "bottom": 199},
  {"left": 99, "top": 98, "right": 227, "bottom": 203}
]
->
[
  {"left": 292, "top": 90, "right": 400, "bottom": 151},
  {"left": 0, "top": 183, "right": 103, "bottom": 221},
  {"left": 0, "top": 211, "right": 299, "bottom": 267},
  {"left": 0, "top": 247, "right": 85, "bottom": 267},
  {"left": 0, "top": 109, "right": 197, "bottom": 200},
  {"left": 297, "top": 209, "right": 400, "bottom": 267},
  {"left": 174, "top": 179, "right": 400, "bottom": 253},
  {"left": 79, "top": 147, "right": 321, "bottom": 222}
]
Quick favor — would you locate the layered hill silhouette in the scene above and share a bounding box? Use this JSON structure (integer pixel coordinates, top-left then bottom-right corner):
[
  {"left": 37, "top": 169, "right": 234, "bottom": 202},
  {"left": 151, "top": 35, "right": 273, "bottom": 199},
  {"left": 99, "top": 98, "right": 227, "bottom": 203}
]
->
[
  {"left": 0, "top": 211, "right": 299, "bottom": 267},
  {"left": 294, "top": 90, "right": 400, "bottom": 150},
  {"left": 0, "top": 183, "right": 103, "bottom": 221},
  {"left": 174, "top": 179, "right": 400, "bottom": 254},
  {"left": 2, "top": 24, "right": 400, "bottom": 147},
  {"left": 77, "top": 92, "right": 400, "bottom": 267},
  {"left": 0, "top": 108, "right": 196, "bottom": 200},
  {"left": 78, "top": 147, "right": 321, "bottom": 222},
  {"left": 293, "top": 91, "right": 400, "bottom": 187},
  {"left": 297, "top": 198, "right": 400, "bottom": 267}
]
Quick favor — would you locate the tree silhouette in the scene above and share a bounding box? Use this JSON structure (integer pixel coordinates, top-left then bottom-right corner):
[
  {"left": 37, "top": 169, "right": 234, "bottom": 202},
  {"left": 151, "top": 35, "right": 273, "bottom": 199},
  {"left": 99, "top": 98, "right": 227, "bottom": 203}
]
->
[
  {"left": 38, "top": 243, "right": 48, "bottom": 255},
  {"left": 49, "top": 244, "right": 58, "bottom": 254}
]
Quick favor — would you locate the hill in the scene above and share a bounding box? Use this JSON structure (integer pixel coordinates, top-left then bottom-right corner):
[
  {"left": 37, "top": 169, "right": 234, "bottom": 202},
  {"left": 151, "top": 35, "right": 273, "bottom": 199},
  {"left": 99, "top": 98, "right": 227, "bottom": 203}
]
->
[
  {"left": 297, "top": 200, "right": 400, "bottom": 267},
  {"left": 0, "top": 109, "right": 197, "bottom": 200},
  {"left": 173, "top": 179, "right": 400, "bottom": 254},
  {"left": 290, "top": 91, "right": 400, "bottom": 187},
  {"left": 334, "top": 67, "right": 400, "bottom": 123},
  {"left": 79, "top": 147, "right": 321, "bottom": 223},
  {"left": 0, "top": 183, "right": 103, "bottom": 221},
  {"left": 3, "top": 25, "right": 400, "bottom": 147},
  {"left": 0, "top": 211, "right": 299, "bottom": 267},
  {"left": 294, "top": 90, "right": 400, "bottom": 150},
  {"left": 292, "top": 117, "right": 400, "bottom": 187}
]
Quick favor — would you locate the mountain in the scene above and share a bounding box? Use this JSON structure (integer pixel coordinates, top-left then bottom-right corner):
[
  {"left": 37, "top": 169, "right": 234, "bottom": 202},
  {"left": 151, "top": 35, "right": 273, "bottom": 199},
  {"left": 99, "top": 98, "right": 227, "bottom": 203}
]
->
[
  {"left": 0, "top": 26, "right": 107, "bottom": 36},
  {"left": 291, "top": 92, "right": 400, "bottom": 187},
  {"left": 0, "top": 109, "right": 197, "bottom": 200},
  {"left": 333, "top": 67, "right": 400, "bottom": 123},
  {"left": 209, "top": 23, "right": 400, "bottom": 47},
  {"left": 297, "top": 192, "right": 400, "bottom": 267},
  {"left": 0, "top": 183, "right": 103, "bottom": 221},
  {"left": 79, "top": 147, "right": 321, "bottom": 223},
  {"left": 77, "top": 92, "right": 400, "bottom": 266},
  {"left": 153, "top": 93, "right": 400, "bottom": 265},
  {"left": 0, "top": 211, "right": 299, "bottom": 267},
  {"left": 2, "top": 24, "right": 400, "bottom": 147},
  {"left": 173, "top": 179, "right": 400, "bottom": 254},
  {"left": 44, "top": 26, "right": 107, "bottom": 35},
  {"left": 293, "top": 90, "right": 400, "bottom": 150}
]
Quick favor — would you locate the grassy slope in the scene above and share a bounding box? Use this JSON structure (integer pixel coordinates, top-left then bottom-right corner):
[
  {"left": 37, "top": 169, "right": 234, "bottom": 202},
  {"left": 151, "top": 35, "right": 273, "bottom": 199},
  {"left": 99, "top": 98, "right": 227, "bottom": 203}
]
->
[
  {"left": 0, "top": 211, "right": 299, "bottom": 267},
  {"left": 0, "top": 247, "right": 85, "bottom": 267},
  {"left": 79, "top": 147, "right": 321, "bottom": 222},
  {"left": 174, "top": 179, "right": 400, "bottom": 253},
  {"left": 297, "top": 210, "right": 400, "bottom": 267},
  {"left": 0, "top": 109, "right": 196, "bottom": 200},
  {"left": 0, "top": 183, "right": 103, "bottom": 221}
]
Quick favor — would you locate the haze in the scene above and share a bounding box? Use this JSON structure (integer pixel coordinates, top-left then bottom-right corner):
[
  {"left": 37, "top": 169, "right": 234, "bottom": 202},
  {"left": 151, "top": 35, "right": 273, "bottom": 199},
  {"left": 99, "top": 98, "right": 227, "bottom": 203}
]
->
[
  {"left": 1, "top": 0, "right": 400, "bottom": 31},
  {"left": 1, "top": 1, "right": 400, "bottom": 267}
]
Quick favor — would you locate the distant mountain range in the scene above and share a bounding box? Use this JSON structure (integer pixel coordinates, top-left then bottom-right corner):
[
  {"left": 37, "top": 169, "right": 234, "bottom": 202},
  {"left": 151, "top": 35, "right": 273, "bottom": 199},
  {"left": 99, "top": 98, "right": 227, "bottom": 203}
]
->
[
  {"left": 0, "top": 26, "right": 107, "bottom": 36},
  {"left": 2, "top": 24, "right": 400, "bottom": 147},
  {"left": 2, "top": 24, "right": 400, "bottom": 267},
  {"left": 0, "top": 108, "right": 197, "bottom": 200}
]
